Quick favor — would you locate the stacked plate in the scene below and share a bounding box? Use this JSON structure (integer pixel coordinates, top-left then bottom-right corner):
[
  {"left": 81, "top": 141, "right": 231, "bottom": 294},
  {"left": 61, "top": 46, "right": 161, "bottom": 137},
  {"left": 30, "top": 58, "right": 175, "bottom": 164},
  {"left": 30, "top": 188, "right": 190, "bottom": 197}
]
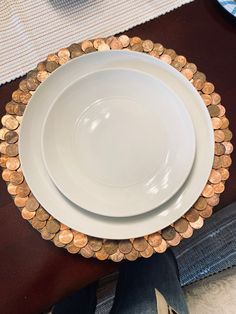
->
[{"left": 19, "top": 51, "right": 214, "bottom": 240}]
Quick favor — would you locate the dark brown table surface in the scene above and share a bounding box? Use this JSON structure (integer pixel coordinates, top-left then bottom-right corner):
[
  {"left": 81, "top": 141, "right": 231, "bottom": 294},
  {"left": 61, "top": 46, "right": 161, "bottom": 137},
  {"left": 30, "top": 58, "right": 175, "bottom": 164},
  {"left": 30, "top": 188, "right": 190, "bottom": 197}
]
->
[{"left": 1, "top": 1, "right": 236, "bottom": 313}]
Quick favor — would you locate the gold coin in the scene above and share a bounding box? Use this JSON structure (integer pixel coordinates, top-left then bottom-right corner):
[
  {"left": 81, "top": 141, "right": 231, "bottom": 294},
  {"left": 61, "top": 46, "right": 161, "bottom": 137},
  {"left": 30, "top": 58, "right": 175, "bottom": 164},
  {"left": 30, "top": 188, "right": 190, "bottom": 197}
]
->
[
  {"left": 160, "top": 54, "right": 172, "bottom": 64},
  {"left": 7, "top": 183, "right": 18, "bottom": 195},
  {"left": 93, "top": 38, "right": 105, "bottom": 49},
  {"left": 217, "top": 105, "right": 226, "bottom": 117},
  {"left": 148, "top": 232, "right": 162, "bottom": 247},
  {"left": 174, "top": 218, "right": 189, "bottom": 233},
  {"left": 213, "top": 182, "right": 225, "bottom": 193},
  {"left": 218, "top": 168, "right": 229, "bottom": 180},
  {"left": 37, "top": 71, "right": 49, "bottom": 82},
  {"left": 220, "top": 155, "right": 232, "bottom": 167},
  {"left": 133, "top": 238, "right": 148, "bottom": 252},
  {"left": 110, "top": 250, "right": 124, "bottom": 262},
  {"left": 206, "top": 194, "right": 220, "bottom": 206},
  {"left": 36, "top": 207, "right": 50, "bottom": 221},
  {"left": 53, "top": 233, "right": 66, "bottom": 247},
  {"left": 185, "top": 208, "right": 199, "bottom": 222},
  {"left": 21, "top": 207, "right": 36, "bottom": 220},
  {"left": 104, "top": 240, "right": 118, "bottom": 255},
  {"left": 46, "top": 61, "right": 59, "bottom": 73},
  {"left": 222, "top": 142, "right": 233, "bottom": 155},
  {"left": 181, "top": 68, "right": 193, "bottom": 80},
  {"left": 193, "top": 78, "right": 204, "bottom": 90},
  {"left": 37, "top": 61, "right": 46, "bottom": 71},
  {"left": 194, "top": 197, "right": 207, "bottom": 210},
  {"left": 81, "top": 40, "right": 93, "bottom": 52},
  {"left": 154, "top": 239, "right": 168, "bottom": 253},
  {"left": 162, "top": 227, "right": 176, "bottom": 241},
  {"left": 185, "top": 63, "right": 197, "bottom": 74},
  {"left": 180, "top": 225, "right": 193, "bottom": 238},
  {"left": 88, "top": 237, "right": 103, "bottom": 251},
  {"left": 213, "top": 156, "right": 222, "bottom": 169},
  {"left": 110, "top": 38, "right": 123, "bottom": 50},
  {"left": 4, "top": 131, "right": 18, "bottom": 144},
  {"left": 130, "top": 36, "right": 142, "bottom": 46},
  {"left": 47, "top": 54, "right": 59, "bottom": 63},
  {"left": 14, "top": 195, "right": 28, "bottom": 207},
  {"left": 202, "top": 82, "right": 215, "bottom": 94},
  {"left": 215, "top": 143, "right": 225, "bottom": 156},
  {"left": 12, "top": 90, "right": 23, "bottom": 103},
  {"left": 9, "top": 171, "right": 23, "bottom": 185},
  {"left": 0, "top": 156, "right": 8, "bottom": 167},
  {"left": 209, "top": 169, "right": 222, "bottom": 184},
  {"left": 19, "top": 80, "right": 29, "bottom": 92},
  {"left": 118, "top": 240, "right": 133, "bottom": 254},
  {"left": 220, "top": 117, "right": 229, "bottom": 129},
  {"left": 211, "top": 92, "right": 221, "bottom": 105},
  {"left": 153, "top": 43, "right": 164, "bottom": 55},
  {"left": 66, "top": 243, "right": 80, "bottom": 254},
  {"left": 212, "top": 117, "right": 222, "bottom": 129},
  {"left": 125, "top": 248, "right": 140, "bottom": 261},
  {"left": 118, "top": 35, "right": 130, "bottom": 48},
  {"left": 131, "top": 43, "right": 143, "bottom": 52},
  {"left": 16, "top": 182, "right": 30, "bottom": 197},
  {"left": 46, "top": 219, "right": 60, "bottom": 233},
  {"left": 80, "top": 244, "right": 94, "bottom": 258},
  {"left": 5, "top": 117, "right": 19, "bottom": 130},
  {"left": 190, "top": 216, "right": 204, "bottom": 229},
  {"left": 199, "top": 205, "right": 213, "bottom": 218},
  {"left": 0, "top": 128, "right": 8, "bottom": 140},
  {"left": 175, "top": 55, "right": 187, "bottom": 67},
  {"left": 167, "top": 233, "right": 182, "bottom": 247},
  {"left": 31, "top": 217, "right": 46, "bottom": 230},
  {"left": 97, "top": 43, "right": 110, "bottom": 51},
  {"left": 2, "top": 169, "right": 13, "bottom": 181},
  {"left": 5, "top": 102, "right": 16, "bottom": 114},
  {"left": 41, "top": 227, "right": 55, "bottom": 240},
  {"left": 95, "top": 247, "right": 109, "bottom": 260},
  {"left": 223, "top": 129, "right": 232, "bottom": 141},
  {"left": 142, "top": 39, "right": 154, "bottom": 52},
  {"left": 73, "top": 232, "right": 88, "bottom": 248},
  {"left": 6, "top": 144, "right": 18, "bottom": 157},
  {"left": 0, "top": 142, "right": 7, "bottom": 154},
  {"left": 25, "top": 195, "right": 39, "bottom": 211},
  {"left": 58, "top": 229, "right": 73, "bottom": 244},
  {"left": 140, "top": 244, "right": 154, "bottom": 258},
  {"left": 201, "top": 94, "right": 212, "bottom": 106},
  {"left": 164, "top": 48, "right": 176, "bottom": 60}
]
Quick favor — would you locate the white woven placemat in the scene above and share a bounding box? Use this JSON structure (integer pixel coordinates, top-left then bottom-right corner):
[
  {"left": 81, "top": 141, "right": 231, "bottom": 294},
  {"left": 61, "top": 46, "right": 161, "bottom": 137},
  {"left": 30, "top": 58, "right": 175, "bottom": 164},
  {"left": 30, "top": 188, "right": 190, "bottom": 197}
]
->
[{"left": 0, "top": 0, "right": 193, "bottom": 85}]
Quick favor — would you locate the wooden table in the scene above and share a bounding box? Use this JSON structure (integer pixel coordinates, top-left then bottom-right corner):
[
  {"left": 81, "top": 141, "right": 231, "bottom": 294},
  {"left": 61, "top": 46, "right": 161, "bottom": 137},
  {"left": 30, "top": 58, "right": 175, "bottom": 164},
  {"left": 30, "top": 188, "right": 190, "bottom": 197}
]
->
[{"left": 0, "top": 1, "right": 236, "bottom": 313}]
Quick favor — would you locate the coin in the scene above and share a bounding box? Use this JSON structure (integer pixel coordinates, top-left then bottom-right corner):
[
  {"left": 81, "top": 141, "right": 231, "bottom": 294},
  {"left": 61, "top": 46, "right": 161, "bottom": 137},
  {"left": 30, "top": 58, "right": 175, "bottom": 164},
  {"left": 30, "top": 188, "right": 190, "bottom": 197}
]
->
[
  {"left": 140, "top": 244, "right": 154, "bottom": 258},
  {"left": 118, "top": 240, "right": 133, "bottom": 254},
  {"left": 12, "top": 90, "right": 22, "bottom": 103},
  {"left": 202, "top": 82, "right": 215, "bottom": 94},
  {"left": 190, "top": 216, "right": 204, "bottom": 229},
  {"left": 218, "top": 168, "right": 229, "bottom": 180},
  {"left": 95, "top": 248, "right": 109, "bottom": 260},
  {"left": 58, "top": 229, "right": 73, "bottom": 244},
  {"left": 175, "top": 55, "right": 187, "bottom": 67},
  {"left": 213, "top": 156, "right": 222, "bottom": 169},
  {"left": 199, "top": 205, "right": 213, "bottom": 218},
  {"left": 167, "top": 232, "right": 182, "bottom": 247},
  {"left": 217, "top": 105, "right": 226, "bottom": 117},
  {"left": 211, "top": 92, "right": 221, "bottom": 105},
  {"left": 147, "top": 232, "right": 162, "bottom": 247},
  {"left": 53, "top": 233, "right": 66, "bottom": 247},
  {"left": 209, "top": 169, "right": 222, "bottom": 184},
  {"left": 181, "top": 68, "right": 193, "bottom": 80},
  {"left": 97, "top": 43, "right": 110, "bottom": 51},
  {"left": 2, "top": 169, "right": 13, "bottom": 181},
  {"left": 14, "top": 104, "right": 26, "bottom": 116},
  {"left": 88, "top": 237, "right": 103, "bottom": 251},
  {"left": 214, "top": 130, "right": 225, "bottom": 142},
  {"left": 7, "top": 183, "right": 18, "bottom": 195},
  {"left": 41, "top": 227, "right": 55, "bottom": 240},
  {"left": 66, "top": 243, "right": 80, "bottom": 254},
  {"left": 213, "top": 182, "right": 225, "bottom": 193},
  {"left": 6, "top": 144, "right": 18, "bottom": 157},
  {"left": 160, "top": 54, "right": 172, "bottom": 64},
  {"left": 153, "top": 43, "right": 164, "bottom": 55},
  {"left": 93, "top": 38, "right": 105, "bottom": 49},
  {"left": 171, "top": 60, "right": 182, "bottom": 71},
  {"left": 81, "top": 40, "right": 93, "bottom": 52},
  {"left": 14, "top": 195, "right": 28, "bottom": 207},
  {"left": 19, "top": 92, "right": 31, "bottom": 105},
  {"left": 142, "top": 40, "right": 154, "bottom": 52},
  {"left": 118, "top": 35, "right": 130, "bottom": 48},
  {"left": 220, "top": 155, "right": 232, "bottom": 167},
  {"left": 25, "top": 195, "right": 39, "bottom": 211},
  {"left": 80, "top": 245, "right": 94, "bottom": 258},
  {"left": 130, "top": 36, "right": 142, "bottom": 46},
  {"left": 19, "top": 80, "right": 29, "bottom": 92},
  {"left": 46, "top": 219, "right": 60, "bottom": 233},
  {"left": 73, "top": 232, "right": 88, "bottom": 248},
  {"left": 5, "top": 117, "right": 19, "bottom": 131},
  {"left": 201, "top": 94, "right": 212, "bottom": 106},
  {"left": 35, "top": 207, "right": 50, "bottom": 221},
  {"left": 16, "top": 116, "right": 23, "bottom": 124},
  {"left": 0, "top": 156, "right": 8, "bottom": 167},
  {"left": 84, "top": 46, "right": 96, "bottom": 54},
  {"left": 110, "top": 38, "right": 123, "bottom": 50},
  {"left": 222, "top": 142, "right": 233, "bottom": 155},
  {"left": 154, "top": 239, "right": 168, "bottom": 253},
  {"left": 193, "top": 71, "right": 206, "bottom": 82},
  {"left": 174, "top": 218, "right": 189, "bottom": 233},
  {"left": 206, "top": 194, "right": 220, "bottom": 206},
  {"left": 193, "top": 78, "right": 204, "bottom": 90},
  {"left": 27, "top": 77, "right": 39, "bottom": 91},
  {"left": 0, "top": 142, "right": 7, "bottom": 154},
  {"left": 212, "top": 117, "right": 222, "bottom": 129},
  {"left": 31, "top": 217, "right": 46, "bottom": 230},
  {"left": 37, "top": 61, "right": 46, "bottom": 71},
  {"left": 60, "top": 223, "right": 69, "bottom": 231},
  {"left": 68, "top": 43, "right": 81, "bottom": 53},
  {"left": 131, "top": 43, "right": 143, "bottom": 52},
  {"left": 220, "top": 117, "right": 229, "bottom": 129},
  {"left": 194, "top": 197, "right": 207, "bottom": 210},
  {"left": 180, "top": 225, "right": 193, "bottom": 238},
  {"left": 185, "top": 62, "right": 197, "bottom": 74},
  {"left": 185, "top": 208, "right": 199, "bottom": 222},
  {"left": 133, "top": 238, "right": 148, "bottom": 252},
  {"left": 125, "top": 248, "right": 140, "bottom": 261},
  {"left": 37, "top": 71, "right": 49, "bottom": 82},
  {"left": 215, "top": 143, "right": 225, "bottom": 155},
  {"left": 46, "top": 61, "right": 59, "bottom": 72},
  {"left": 71, "top": 50, "right": 84, "bottom": 58},
  {"left": 21, "top": 207, "right": 36, "bottom": 220},
  {"left": 104, "top": 240, "right": 118, "bottom": 255},
  {"left": 164, "top": 48, "right": 176, "bottom": 60},
  {"left": 208, "top": 105, "right": 220, "bottom": 117},
  {"left": 5, "top": 131, "right": 18, "bottom": 144},
  {"left": 58, "top": 48, "right": 70, "bottom": 64},
  {"left": 223, "top": 129, "right": 232, "bottom": 141},
  {"left": 9, "top": 171, "right": 23, "bottom": 185},
  {"left": 5, "top": 102, "right": 16, "bottom": 114},
  {"left": 6, "top": 157, "right": 19, "bottom": 171},
  {"left": 1, "top": 114, "right": 12, "bottom": 126},
  {"left": 47, "top": 54, "right": 59, "bottom": 63},
  {"left": 162, "top": 227, "right": 176, "bottom": 241},
  {"left": 110, "top": 250, "right": 124, "bottom": 262},
  {"left": 0, "top": 128, "right": 8, "bottom": 140}
]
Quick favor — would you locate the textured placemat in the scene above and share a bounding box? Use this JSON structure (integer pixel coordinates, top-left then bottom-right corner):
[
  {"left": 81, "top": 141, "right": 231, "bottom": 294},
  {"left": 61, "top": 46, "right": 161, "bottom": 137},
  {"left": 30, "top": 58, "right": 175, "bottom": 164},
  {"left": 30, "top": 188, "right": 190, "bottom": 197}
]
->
[{"left": 0, "top": 35, "right": 233, "bottom": 261}]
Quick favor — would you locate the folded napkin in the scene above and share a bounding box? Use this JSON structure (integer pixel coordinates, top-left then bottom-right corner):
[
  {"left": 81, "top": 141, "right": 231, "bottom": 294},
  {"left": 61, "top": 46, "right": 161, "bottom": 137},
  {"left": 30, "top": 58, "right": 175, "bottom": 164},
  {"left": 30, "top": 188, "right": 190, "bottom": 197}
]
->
[{"left": 0, "top": 0, "right": 193, "bottom": 85}]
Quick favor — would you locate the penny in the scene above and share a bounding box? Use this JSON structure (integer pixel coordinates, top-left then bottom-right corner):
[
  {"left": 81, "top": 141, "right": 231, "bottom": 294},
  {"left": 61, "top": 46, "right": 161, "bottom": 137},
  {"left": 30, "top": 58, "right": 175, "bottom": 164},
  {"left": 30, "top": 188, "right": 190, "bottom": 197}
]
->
[
  {"left": 81, "top": 40, "right": 93, "bottom": 52},
  {"left": 95, "top": 248, "right": 109, "bottom": 260},
  {"left": 97, "top": 43, "right": 110, "bottom": 51},
  {"left": 180, "top": 225, "right": 193, "bottom": 238},
  {"left": 220, "top": 117, "right": 229, "bottom": 129},
  {"left": 16, "top": 116, "right": 23, "bottom": 124},
  {"left": 66, "top": 243, "right": 80, "bottom": 254},
  {"left": 142, "top": 39, "right": 154, "bottom": 52},
  {"left": 36, "top": 207, "right": 50, "bottom": 221},
  {"left": 41, "top": 227, "right": 55, "bottom": 240},
  {"left": 201, "top": 94, "right": 212, "bottom": 106},
  {"left": 174, "top": 218, "right": 189, "bottom": 233},
  {"left": 27, "top": 77, "right": 39, "bottom": 91},
  {"left": 71, "top": 49, "right": 84, "bottom": 58},
  {"left": 212, "top": 117, "right": 222, "bottom": 129},
  {"left": 131, "top": 43, "right": 143, "bottom": 52},
  {"left": 16, "top": 183, "right": 30, "bottom": 198},
  {"left": 25, "top": 195, "right": 39, "bottom": 211},
  {"left": 12, "top": 90, "right": 22, "bottom": 103},
  {"left": 222, "top": 142, "right": 233, "bottom": 155},
  {"left": 14, "top": 195, "right": 28, "bottom": 207},
  {"left": 223, "top": 129, "right": 232, "bottom": 141},
  {"left": 147, "top": 232, "right": 162, "bottom": 247},
  {"left": 2, "top": 169, "right": 13, "bottom": 181},
  {"left": 5, "top": 102, "right": 16, "bottom": 114},
  {"left": 88, "top": 237, "right": 103, "bottom": 251},
  {"left": 215, "top": 143, "right": 225, "bottom": 155},
  {"left": 160, "top": 54, "right": 172, "bottom": 64},
  {"left": 175, "top": 55, "right": 187, "bottom": 67},
  {"left": 1, "top": 114, "right": 12, "bottom": 126},
  {"left": 190, "top": 216, "right": 204, "bottom": 229},
  {"left": 80, "top": 245, "right": 94, "bottom": 258},
  {"left": 68, "top": 43, "right": 81, "bottom": 53},
  {"left": 73, "top": 232, "right": 88, "bottom": 248},
  {"left": 202, "top": 82, "right": 215, "bottom": 94},
  {"left": 199, "top": 205, "right": 213, "bottom": 218},
  {"left": 162, "top": 227, "right": 176, "bottom": 241},
  {"left": 6, "top": 144, "right": 18, "bottom": 157},
  {"left": 154, "top": 239, "right": 168, "bottom": 253},
  {"left": 194, "top": 197, "right": 207, "bottom": 210},
  {"left": 46, "top": 61, "right": 59, "bottom": 73},
  {"left": 19, "top": 80, "right": 29, "bottom": 92},
  {"left": 58, "top": 229, "right": 73, "bottom": 244},
  {"left": 193, "top": 71, "right": 206, "bottom": 82},
  {"left": 185, "top": 62, "right": 197, "bottom": 74},
  {"left": 104, "top": 240, "right": 118, "bottom": 255},
  {"left": 60, "top": 223, "right": 69, "bottom": 231},
  {"left": 84, "top": 46, "right": 96, "bottom": 54},
  {"left": 130, "top": 36, "right": 142, "bottom": 46},
  {"left": 133, "top": 238, "right": 148, "bottom": 252},
  {"left": 21, "top": 207, "right": 36, "bottom": 220},
  {"left": 181, "top": 68, "right": 193, "bottom": 80},
  {"left": 110, "top": 250, "right": 124, "bottom": 262},
  {"left": 53, "top": 233, "right": 66, "bottom": 247},
  {"left": 118, "top": 240, "right": 133, "bottom": 254},
  {"left": 0, "top": 142, "right": 7, "bottom": 154},
  {"left": 164, "top": 48, "right": 176, "bottom": 60},
  {"left": 218, "top": 168, "right": 229, "bottom": 180},
  {"left": 211, "top": 92, "right": 221, "bottom": 105},
  {"left": 6, "top": 157, "right": 20, "bottom": 170},
  {"left": 153, "top": 43, "right": 164, "bottom": 55},
  {"left": 118, "top": 35, "right": 130, "bottom": 48},
  {"left": 125, "top": 248, "right": 140, "bottom": 262},
  {"left": 37, "top": 61, "right": 46, "bottom": 71},
  {"left": 46, "top": 219, "right": 60, "bottom": 233},
  {"left": 140, "top": 243, "right": 154, "bottom": 258},
  {"left": 5, "top": 117, "right": 19, "bottom": 130},
  {"left": 0, "top": 128, "right": 8, "bottom": 140},
  {"left": 206, "top": 194, "right": 220, "bottom": 206},
  {"left": 106, "top": 36, "right": 116, "bottom": 45},
  {"left": 14, "top": 104, "right": 26, "bottom": 116},
  {"left": 220, "top": 155, "right": 232, "bottom": 167},
  {"left": 9, "top": 171, "right": 23, "bottom": 185},
  {"left": 213, "top": 156, "right": 222, "bottom": 169},
  {"left": 93, "top": 38, "right": 105, "bottom": 49},
  {"left": 110, "top": 38, "right": 123, "bottom": 50},
  {"left": 58, "top": 48, "right": 70, "bottom": 64},
  {"left": 171, "top": 60, "right": 182, "bottom": 71},
  {"left": 47, "top": 54, "right": 59, "bottom": 63},
  {"left": 6, "top": 131, "right": 19, "bottom": 144},
  {"left": 213, "top": 182, "right": 225, "bottom": 193},
  {"left": 0, "top": 156, "right": 8, "bottom": 167},
  {"left": 20, "top": 92, "right": 31, "bottom": 104},
  {"left": 7, "top": 183, "right": 18, "bottom": 195},
  {"left": 193, "top": 78, "right": 204, "bottom": 90},
  {"left": 37, "top": 70, "right": 49, "bottom": 82},
  {"left": 185, "top": 208, "right": 199, "bottom": 222},
  {"left": 209, "top": 169, "right": 222, "bottom": 184},
  {"left": 27, "top": 70, "right": 38, "bottom": 79},
  {"left": 167, "top": 232, "right": 182, "bottom": 247},
  {"left": 217, "top": 105, "right": 226, "bottom": 117},
  {"left": 31, "top": 217, "right": 46, "bottom": 230}
]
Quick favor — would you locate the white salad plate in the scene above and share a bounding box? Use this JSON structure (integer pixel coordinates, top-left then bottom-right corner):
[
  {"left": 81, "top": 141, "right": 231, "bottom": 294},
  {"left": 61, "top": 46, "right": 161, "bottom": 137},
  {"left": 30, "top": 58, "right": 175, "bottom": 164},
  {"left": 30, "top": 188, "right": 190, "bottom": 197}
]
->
[
  {"left": 42, "top": 67, "right": 195, "bottom": 218},
  {"left": 19, "top": 51, "right": 214, "bottom": 239}
]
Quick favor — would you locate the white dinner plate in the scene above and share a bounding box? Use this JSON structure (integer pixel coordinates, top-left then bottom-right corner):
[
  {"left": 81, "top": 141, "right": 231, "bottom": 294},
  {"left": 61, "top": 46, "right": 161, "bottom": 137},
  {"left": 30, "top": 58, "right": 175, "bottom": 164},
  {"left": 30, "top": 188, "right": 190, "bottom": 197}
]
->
[
  {"left": 42, "top": 68, "right": 195, "bottom": 217},
  {"left": 19, "top": 51, "right": 214, "bottom": 239}
]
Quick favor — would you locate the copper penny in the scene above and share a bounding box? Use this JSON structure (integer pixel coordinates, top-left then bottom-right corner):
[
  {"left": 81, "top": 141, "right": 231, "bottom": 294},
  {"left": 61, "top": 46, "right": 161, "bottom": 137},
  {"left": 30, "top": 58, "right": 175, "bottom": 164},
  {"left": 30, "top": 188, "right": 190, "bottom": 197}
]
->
[
  {"left": 110, "top": 38, "right": 123, "bottom": 50},
  {"left": 131, "top": 43, "right": 143, "bottom": 52},
  {"left": 208, "top": 105, "right": 220, "bottom": 117},
  {"left": 37, "top": 61, "right": 46, "bottom": 71},
  {"left": 142, "top": 40, "right": 154, "bottom": 52},
  {"left": 1, "top": 114, "right": 12, "bottom": 126},
  {"left": 148, "top": 232, "right": 162, "bottom": 247},
  {"left": 222, "top": 142, "right": 233, "bottom": 155},
  {"left": 164, "top": 48, "right": 176, "bottom": 60},
  {"left": 93, "top": 38, "right": 105, "bottom": 49},
  {"left": 213, "top": 156, "right": 222, "bottom": 169},
  {"left": 220, "top": 117, "right": 229, "bottom": 129},
  {"left": 194, "top": 197, "right": 207, "bottom": 210},
  {"left": 160, "top": 54, "right": 172, "bottom": 64},
  {"left": 58, "top": 48, "right": 70, "bottom": 64},
  {"left": 0, "top": 142, "right": 7, "bottom": 154},
  {"left": 162, "top": 227, "right": 176, "bottom": 241},
  {"left": 223, "top": 129, "right": 232, "bottom": 141},
  {"left": 97, "top": 43, "right": 110, "bottom": 51},
  {"left": 5, "top": 102, "right": 16, "bottom": 114},
  {"left": 81, "top": 40, "right": 93, "bottom": 52},
  {"left": 36, "top": 207, "right": 50, "bottom": 221},
  {"left": 190, "top": 216, "right": 204, "bottom": 229},
  {"left": 171, "top": 60, "right": 182, "bottom": 71},
  {"left": 14, "top": 195, "right": 28, "bottom": 207},
  {"left": 16, "top": 182, "right": 30, "bottom": 197},
  {"left": 140, "top": 244, "right": 154, "bottom": 258},
  {"left": 110, "top": 251, "right": 124, "bottom": 262},
  {"left": 68, "top": 43, "right": 82, "bottom": 53},
  {"left": 25, "top": 195, "right": 39, "bottom": 211},
  {"left": 12, "top": 90, "right": 22, "bottom": 103},
  {"left": 95, "top": 248, "right": 109, "bottom": 260},
  {"left": 2, "top": 169, "right": 13, "bottom": 181},
  {"left": 0, "top": 156, "right": 8, "bottom": 167},
  {"left": 5, "top": 117, "right": 19, "bottom": 130},
  {"left": 133, "top": 238, "right": 148, "bottom": 252},
  {"left": 181, "top": 68, "right": 193, "bottom": 80},
  {"left": 213, "top": 182, "right": 225, "bottom": 193},
  {"left": 37, "top": 70, "right": 49, "bottom": 82},
  {"left": 154, "top": 239, "right": 168, "bottom": 253},
  {"left": 73, "top": 232, "right": 88, "bottom": 248},
  {"left": 130, "top": 36, "right": 142, "bottom": 46},
  {"left": 9, "top": 171, "right": 23, "bottom": 185},
  {"left": 153, "top": 43, "right": 164, "bottom": 55},
  {"left": 212, "top": 117, "right": 222, "bottom": 129},
  {"left": 5, "top": 130, "right": 18, "bottom": 144},
  {"left": 14, "top": 104, "right": 26, "bottom": 116},
  {"left": 53, "top": 233, "right": 66, "bottom": 247},
  {"left": 217, "top": 105, "right": 226, "bottom": 117},
  {"left": 6, "top": 144, "right": 18, "bottom": 157},
  {"left": 201, "top": 94, "right": 212, "bottom": 106},
  {"left": 47, "top": 54, "right": 59, "bottom": 63},
  {"left": 193, "top": 78, "right": 204, "bottom": 90},
  {"left": 66, "top": 243, "right": 80, "bottom": 254},
  {"left": 175, "top": 55, "right": 187, "bottom": 67},
  {"left": 218, "top": 168, "right": 229, "bottom": 180},
  {"left": 7, "top": 183, "right": 18, "bottom": 195},
  {"left": 41, "top": 227, "right": 55, "bottom": 241},
  {"left": 167, "top": 233, "right": 182, "bottom": 247},
  {"left": 71, "top": 49, "right": 84, "bottom": 58},
  {"left": 60, "top": 223, "right": 69, "bottom": 231},
  {"left": 174, "top": 218, "right": 189, "bottom": 233},
  {"left": 125, "top": 248, "right": 139, "bottom": 261},
  {"left": 209, "top": 169, "right": 222, "bottom": 184},
  {"left": 27, "top": 77, "right": 39, "bottom": 91},
  {"left": 104, "top": 240, "right": 118, "bottom": 255},
  {"left": 118, "top": 35, "right": 130, "bottom": 48},
  {"left": 215, "top": 143, "right": 225, "bottom": 156},
  {"left": 214, "top": 130, "right": 225, "bottom": 142},
  {"left": 0, "top": 128, "right": 8, "bottom": 140},
  {"left": 206, "top": 194, "right": 220, "bottom": 206},
  {"left": 118, "top": 240, "right": 133, "bottom": 254},
  {"left": 80, "top": 245, "right": 94, "bottom": 258},
  {"left": 58, "top": 230, "right": 73, "bottom": 244},
  {"left": 211, "top": 92, "right": 221, "bottom": 105},
  {"left": 185, "top": 208, "right": 199, "bottom": 222},
  {"left": 19, "top": 92, "right": 31, "bottom": 104},
  {"left": 21, "top": 207, "right": 36, "bottom": 220},
  {"left": 199, "top": 205, "right": 213, "bottom": 218},
  {"left": 46, "top": 61, "right": 59, "bottom": 73},
  {"left": 180, "top": 225, "right": 193, "bottom": 238},
  {"left": 84, "top": 46, "right": 96, "bottom": 54},
  {"left": 46, "top": 219, "right": 60, "bottom": 233},
  {"left": 88, "top": 237, "right": 103, "bottom": 251},
  {"left": 185, "top": 63, "right": 197, "bottom": 74},
  {"left": 31, "top": 217, "right": 46, "bottom": 230},
  {"left": 202, "top": 82, "right": 215, "bottom": 94},
  {"left": 19, "top": 80, "right": 29, "bottom": 92},
  {"left": 193, "top": 71, "right": 206, "bottom": 82},
  {"left": 220, "top": 155, "right": 232, "bottom": 167}
]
